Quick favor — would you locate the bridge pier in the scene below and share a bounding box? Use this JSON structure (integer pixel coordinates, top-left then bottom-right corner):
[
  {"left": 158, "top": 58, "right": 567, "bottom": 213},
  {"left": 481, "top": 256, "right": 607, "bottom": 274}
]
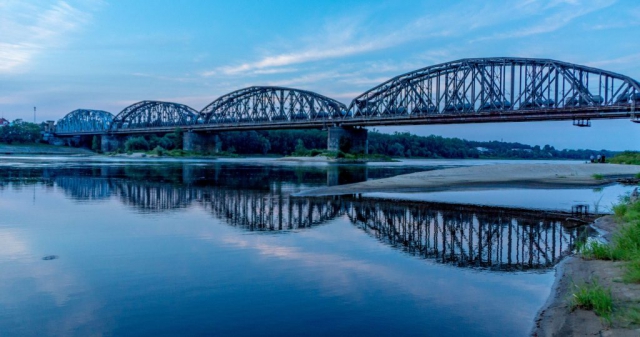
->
[
  {"left": 183, "top": 132, "right": 220, "bottom": 153},
  {"left": 101, "top": 135, "right": 122, "bottom": 152},
  {"left": 327, "top": 126, "right": 368, "bottom": 154}
]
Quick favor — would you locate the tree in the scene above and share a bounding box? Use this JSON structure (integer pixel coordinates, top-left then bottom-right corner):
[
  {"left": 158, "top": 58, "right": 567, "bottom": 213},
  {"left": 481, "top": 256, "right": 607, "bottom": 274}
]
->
[
  {"left": 91, "top": 136, "right": 101, "bottom": 152},
  {"left": 0, "top": 120, "right": 42, "bottom": 144}
]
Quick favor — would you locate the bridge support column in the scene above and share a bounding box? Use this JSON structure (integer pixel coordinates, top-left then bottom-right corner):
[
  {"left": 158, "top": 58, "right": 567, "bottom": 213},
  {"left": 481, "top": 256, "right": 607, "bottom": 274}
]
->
[
  {"left": 183, "top": 132, "right": 219, "bottom": 153},
  {"left": 327, "top": 126, "right": 368, "bottom": 154},
  {"left": 101, "top": 135, "right": 122, "bottom": 152}
]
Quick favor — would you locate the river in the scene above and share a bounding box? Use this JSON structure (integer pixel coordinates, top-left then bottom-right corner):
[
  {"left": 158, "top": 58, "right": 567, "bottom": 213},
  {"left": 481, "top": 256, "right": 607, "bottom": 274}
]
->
[{"left": 0, "top": 157, "right": 633, "bottom": 336}]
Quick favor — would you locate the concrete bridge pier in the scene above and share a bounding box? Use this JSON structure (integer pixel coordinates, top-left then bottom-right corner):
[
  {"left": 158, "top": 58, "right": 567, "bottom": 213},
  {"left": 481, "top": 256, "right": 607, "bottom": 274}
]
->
[
  {"left": 327, "top": 126, "right": 368, "bottom": 154},
  {"left": 183, "top": 132, "right": 220, "bottom": 153},
  {"left": 101, "top": 135, "right": 122, "bottom": 152}
]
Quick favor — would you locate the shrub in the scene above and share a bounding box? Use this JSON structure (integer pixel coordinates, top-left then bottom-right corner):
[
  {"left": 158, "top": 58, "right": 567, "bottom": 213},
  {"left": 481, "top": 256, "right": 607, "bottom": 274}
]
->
[
  {"left": 150, "top": 146, "right": 166, "bottom": 156},
  {"left": 309, "top": 149, "right": 322, "bottom": 157},
  {"left": 609, "top": 151, "right": 640, "bottom": 165},
  {"left": 124, "top": 136, "right": 149, "bottom": 152}
]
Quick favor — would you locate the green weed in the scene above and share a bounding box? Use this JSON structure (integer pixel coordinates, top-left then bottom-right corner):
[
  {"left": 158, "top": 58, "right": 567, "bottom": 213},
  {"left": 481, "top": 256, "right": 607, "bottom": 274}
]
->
[{"left": 571, "top": 279, "right": 613, "bottom": 322}]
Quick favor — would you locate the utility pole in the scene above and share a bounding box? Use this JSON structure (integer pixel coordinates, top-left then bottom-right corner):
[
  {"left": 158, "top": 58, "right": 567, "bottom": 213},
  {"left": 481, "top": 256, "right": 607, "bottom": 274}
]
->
[{"left": 33, "top": 107, "right": 36, "bottom": 123}]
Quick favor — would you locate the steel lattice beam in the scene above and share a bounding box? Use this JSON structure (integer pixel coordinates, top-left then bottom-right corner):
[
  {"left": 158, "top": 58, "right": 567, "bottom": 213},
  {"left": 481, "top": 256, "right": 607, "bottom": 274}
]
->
[
  {"left": 198, "top": 86, "right": 348, "bottom": 125},
  {"left": 350, "top": 57, "right": 640, "bottom": 118},
  {"left": 110, "top": 101, "right": 198, "bottom": 131},
  {"left": 55, "top": 109, "right": 114, "bottom": 133}
]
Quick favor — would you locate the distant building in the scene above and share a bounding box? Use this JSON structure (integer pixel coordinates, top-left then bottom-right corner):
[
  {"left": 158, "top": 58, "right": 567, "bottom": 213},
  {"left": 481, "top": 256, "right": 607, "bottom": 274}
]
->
[{"left": 0, "top": 118, "right": 8, "bottom": 127}]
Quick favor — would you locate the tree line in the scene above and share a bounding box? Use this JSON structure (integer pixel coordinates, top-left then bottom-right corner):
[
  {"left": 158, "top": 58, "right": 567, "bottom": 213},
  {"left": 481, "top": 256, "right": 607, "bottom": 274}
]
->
[
  {"left": 0, "top": 118, "right": 619, "bottom": 160},
  {"left": 0, "top": 120, "right": 42, "bottom": 144},
  {"left": 211, "top": 129, "right": 617, "bottom": 160}
]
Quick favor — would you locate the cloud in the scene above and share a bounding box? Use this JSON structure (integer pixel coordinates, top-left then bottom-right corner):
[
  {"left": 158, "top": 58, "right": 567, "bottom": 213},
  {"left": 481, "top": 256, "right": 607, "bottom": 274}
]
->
[
  {"left": 586, "top": 53, "right": 640, "bottom": 68},
  {"left": 0, "top": 1, "right": 100, "bottom": 74},
  {"left": 474, "top": 0, "right": 615, "bottom": 41},
  {"left": 202, "top": 6, "right": 463, "bottom": 78}
]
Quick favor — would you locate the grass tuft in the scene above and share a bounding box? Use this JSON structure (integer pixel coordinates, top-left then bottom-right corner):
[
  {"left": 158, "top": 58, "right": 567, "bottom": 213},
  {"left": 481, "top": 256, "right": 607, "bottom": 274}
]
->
[
  {"left": 571, "top": 279, "right": 613, "bottom": 322},
  {"left": 592, "top": 174, "right": 605, "bottom": 180},
  {"left": 578, "top": 240, "right": 613, "bottom": 260}
]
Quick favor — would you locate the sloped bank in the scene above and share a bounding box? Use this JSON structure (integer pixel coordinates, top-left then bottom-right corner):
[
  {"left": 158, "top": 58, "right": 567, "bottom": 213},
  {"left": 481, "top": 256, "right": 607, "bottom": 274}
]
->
[{"left": 533, "top": 215, "right": 640, "bottom": 336}]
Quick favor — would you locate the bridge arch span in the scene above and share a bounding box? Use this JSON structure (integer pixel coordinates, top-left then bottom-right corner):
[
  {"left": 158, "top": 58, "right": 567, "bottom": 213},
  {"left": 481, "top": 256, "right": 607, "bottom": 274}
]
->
[
  {"left": 349, "top": 57, "right": 640, "bottom": 118},
  {"left": 110, "top": 101, "right": 198, "bottom": 131},
  {"left": 55, "top": 109, "right": 114, "bottom": 134},
  {"left": 198, "top": 86, "right": 348, "bottom": 125}
]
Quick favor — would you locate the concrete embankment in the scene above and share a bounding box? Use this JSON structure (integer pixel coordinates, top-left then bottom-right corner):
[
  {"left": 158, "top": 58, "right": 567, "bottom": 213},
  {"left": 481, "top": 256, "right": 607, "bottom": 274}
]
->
[{"left": 296, "top": 163, "right": 640, "bottom": 197}]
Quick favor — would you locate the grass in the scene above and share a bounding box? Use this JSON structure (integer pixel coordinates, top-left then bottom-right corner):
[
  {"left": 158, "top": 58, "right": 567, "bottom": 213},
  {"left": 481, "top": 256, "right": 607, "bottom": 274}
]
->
[
  {"left": 571, "top": 279, "right": 613, "bottom": 322},
  {"left": 608, "top": 151, "right": 640, "bottom": 165},
  {"left": 592, "top": 173, "right": 605, "bottom": 180},
  {"left": 574, "top": 196, "right": 640, "bottom": 328},
  {"left": 577, "top": 240, "right": 613, "bottom": 260}
]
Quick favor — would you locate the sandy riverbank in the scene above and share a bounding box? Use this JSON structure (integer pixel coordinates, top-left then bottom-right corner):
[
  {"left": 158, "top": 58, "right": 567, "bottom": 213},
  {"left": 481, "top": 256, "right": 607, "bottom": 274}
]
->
[
  {"left": 0, "top": 143, "right": 95, "bottom": 155},
  {"left": 296, "top": 163, "right": 640, "bottom": 196},
  {"left": 533, "top": 216, "right": 640, "bottom": 336}
]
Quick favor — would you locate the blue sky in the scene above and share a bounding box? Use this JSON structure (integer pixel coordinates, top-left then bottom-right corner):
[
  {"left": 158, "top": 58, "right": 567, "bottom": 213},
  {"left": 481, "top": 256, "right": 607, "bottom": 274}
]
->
[{"left": 1, "top": 0, "right": 639, "bottom": 150}]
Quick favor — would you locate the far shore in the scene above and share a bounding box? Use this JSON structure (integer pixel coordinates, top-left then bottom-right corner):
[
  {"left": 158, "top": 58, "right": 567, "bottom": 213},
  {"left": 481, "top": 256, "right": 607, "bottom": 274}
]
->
[{"left": 296, "top": 163, "right": 640, "bottom": 196}]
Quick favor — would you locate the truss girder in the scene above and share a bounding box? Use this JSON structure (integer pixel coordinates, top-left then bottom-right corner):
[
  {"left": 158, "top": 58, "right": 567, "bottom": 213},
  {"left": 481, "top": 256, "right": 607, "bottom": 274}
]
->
[
  {"left": 198, "top": 86, "right": 348, "bottom": 124},
  {"left": 349, "top": 57, "right": 640, "bottom": 117},
  {"left": 110, "top": 101, "right": 198, "bottom": 131},
  {"left": 55, "top": 109, "right": 114, "bottom": 133}
]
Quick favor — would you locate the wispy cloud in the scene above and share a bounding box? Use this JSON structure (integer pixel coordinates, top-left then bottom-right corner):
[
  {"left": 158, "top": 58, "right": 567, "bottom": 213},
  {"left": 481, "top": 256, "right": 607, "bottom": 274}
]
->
[
  {"left": 586, "top": 53, "right": 640, "bottom": 68},
  {"left": 474, "top": 0, "right": 615, "bottom": 41},
  {"left": 202, "top": 7, "right": 462, "bottom": 78},
  {"left": 0, "top": 1, "right": 100, "bottom": 74}
]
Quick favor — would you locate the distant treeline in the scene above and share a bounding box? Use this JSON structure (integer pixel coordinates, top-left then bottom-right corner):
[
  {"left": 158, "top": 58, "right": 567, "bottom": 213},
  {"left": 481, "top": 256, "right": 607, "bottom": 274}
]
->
[
  {"left": 214, "top": 129, "right": 617, "bottom": 160},
  {"left": 0, "top": 118, "right": 616, "bottom": 160},
  {"left": 0, "top": 120, "right": 42, "bottom": 144}
]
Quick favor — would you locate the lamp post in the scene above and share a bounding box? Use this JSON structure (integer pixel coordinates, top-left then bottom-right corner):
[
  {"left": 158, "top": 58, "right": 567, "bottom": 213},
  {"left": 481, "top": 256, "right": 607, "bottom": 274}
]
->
[{"left": 33, "top": 107, "right": 36, "bottom": 123}]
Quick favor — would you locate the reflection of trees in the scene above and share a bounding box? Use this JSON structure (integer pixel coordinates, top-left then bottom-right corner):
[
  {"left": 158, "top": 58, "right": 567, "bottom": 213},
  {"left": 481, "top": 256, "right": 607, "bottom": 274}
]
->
[{"left": 1, "top": 164, "right": 585, "bottom": 271}]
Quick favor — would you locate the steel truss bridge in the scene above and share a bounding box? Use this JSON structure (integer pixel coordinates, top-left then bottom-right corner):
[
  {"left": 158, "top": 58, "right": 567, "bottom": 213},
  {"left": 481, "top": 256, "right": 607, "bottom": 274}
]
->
[{"left": 53, "top": 57, "right": 640, "bottom": 136}]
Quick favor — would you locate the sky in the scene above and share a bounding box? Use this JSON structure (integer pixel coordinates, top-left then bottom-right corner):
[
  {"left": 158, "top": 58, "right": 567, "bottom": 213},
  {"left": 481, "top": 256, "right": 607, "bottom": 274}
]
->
[{"left": 1, "top": 0, "right": 639, "bottom": 150}]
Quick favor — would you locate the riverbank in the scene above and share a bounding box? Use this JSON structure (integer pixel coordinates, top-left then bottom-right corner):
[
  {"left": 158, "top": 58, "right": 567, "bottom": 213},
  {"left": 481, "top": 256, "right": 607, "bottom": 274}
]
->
[
  {"left": 533, "top": 215, "right": 640, "bottom": 336},
  {"left": 0, "top": 143, "right": 94, "bottom": 155},
  {"left": 296, "top": 163, "right": 640, "bottom": 196},
  {"left": 276, "top": 155, "right": 396, "bottom": 163}
]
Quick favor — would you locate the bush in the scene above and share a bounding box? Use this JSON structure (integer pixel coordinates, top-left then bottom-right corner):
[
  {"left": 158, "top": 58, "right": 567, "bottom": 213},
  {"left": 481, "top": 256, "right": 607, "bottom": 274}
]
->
[
  {"left": 609, "top": 151, "right": 640, "bottom": 165},
  {"left": 124, "top": 136, "right": 149, "bottom": 152},
  {"left": 309, "top": 149, "right": 322, "bottom": 157},
  {"left": 150, "top": 146, "right": 166, "bottom": 156}
]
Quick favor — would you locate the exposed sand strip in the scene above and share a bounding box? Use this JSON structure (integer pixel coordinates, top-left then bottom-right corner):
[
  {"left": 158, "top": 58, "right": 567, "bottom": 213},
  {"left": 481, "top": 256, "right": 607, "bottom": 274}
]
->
[{"left": 296, "top": 163, "right": 640, "bottom": 196}]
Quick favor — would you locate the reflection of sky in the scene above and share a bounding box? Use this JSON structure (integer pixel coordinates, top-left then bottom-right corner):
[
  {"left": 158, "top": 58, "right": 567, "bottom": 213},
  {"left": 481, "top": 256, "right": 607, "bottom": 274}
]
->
[{"left": 0, "top": 182, "right": 554, "bottom": 336}]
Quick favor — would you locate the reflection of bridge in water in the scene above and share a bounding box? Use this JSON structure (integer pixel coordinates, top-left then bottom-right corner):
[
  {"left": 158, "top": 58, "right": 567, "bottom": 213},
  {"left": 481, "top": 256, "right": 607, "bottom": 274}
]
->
[
  {"left": 1, "top": 165, "right": 585, "bottom": 271},
  {"left": 347, "top": 200, "right": 579, "bottom": 271}
]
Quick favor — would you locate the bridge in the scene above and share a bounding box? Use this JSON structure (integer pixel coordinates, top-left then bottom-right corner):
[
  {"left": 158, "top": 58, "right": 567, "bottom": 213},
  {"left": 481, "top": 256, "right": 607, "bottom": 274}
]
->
[{"left": 51, "top": 57, "right": 640, "bottom": 153}]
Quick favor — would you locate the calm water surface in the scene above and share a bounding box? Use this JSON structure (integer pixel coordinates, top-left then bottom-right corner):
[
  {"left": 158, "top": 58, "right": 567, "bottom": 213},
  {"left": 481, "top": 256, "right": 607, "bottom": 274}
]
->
[{"left": 0, "top": 158, "right": 620, "bottom": 336}]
